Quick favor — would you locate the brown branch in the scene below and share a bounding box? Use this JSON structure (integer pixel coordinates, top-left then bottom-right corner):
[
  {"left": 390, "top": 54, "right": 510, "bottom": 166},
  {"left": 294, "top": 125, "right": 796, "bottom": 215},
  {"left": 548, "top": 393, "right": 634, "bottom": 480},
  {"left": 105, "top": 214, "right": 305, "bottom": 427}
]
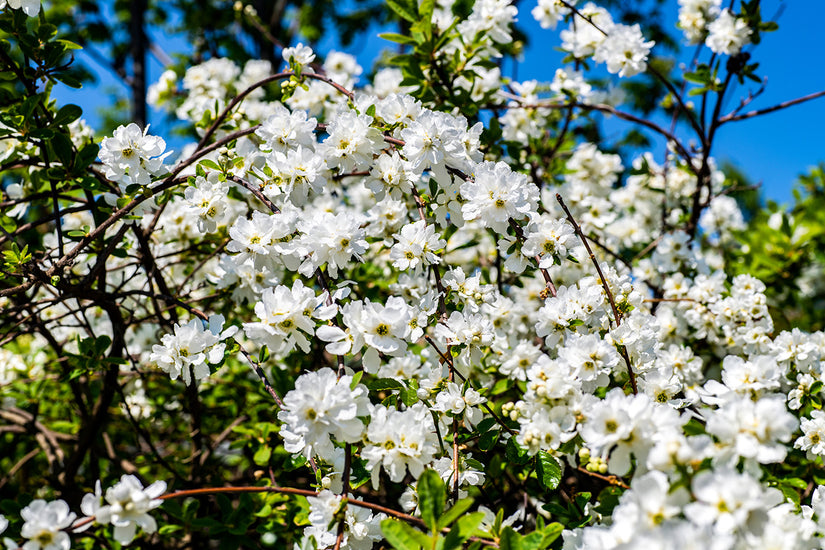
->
[
  {"left": 718, "top": 88, "right": 825, "bottom": 124},
  {"left": 556, "top": 194, "right": 637, "bottom": 394}
]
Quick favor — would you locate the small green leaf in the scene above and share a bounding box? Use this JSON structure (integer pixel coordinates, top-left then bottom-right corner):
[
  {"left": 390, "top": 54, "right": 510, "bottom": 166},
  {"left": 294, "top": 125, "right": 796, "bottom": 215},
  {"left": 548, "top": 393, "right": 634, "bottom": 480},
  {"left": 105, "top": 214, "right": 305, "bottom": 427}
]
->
[
  {"left": 381, "top": 518, "right": 429, "bottom": 550},
  {"left": 378, "top": 32, "right": 417, "bottom": 45},
  {"left": 385, "top": 0, "right": 417, "bottom": 22},
  {"left": 350, "top": 370, "right": 364, "bottom": 390},
  {"left": 253, "top": 445, "right": 272, "bottom": 466},
  {"left": 49, "top": 132, "right": 74, "bottom": 166},
  {"left": 505, "top": 437, "right": 530, "bottom": 466},
  {"left": 535, "top": 452, "right": 562, "bottom": 491},
  {"left": 368, "top": 378, "right": 405, "bottom": 391},
  {"left": 437, "top": 497, "right": 474, "bottom": 530},
  {"left": 478, "top": 429, "right": 500, "bottom": 451},
  {"left": 57, "top": 39, "right": 82, "bottom": 50},
  {"left": 158, "top": 524, "right": 183, "bottom": 536},
  {"left": 52, "top": 104, "right": 82, "bottom": 127},
  {"left": 417, "top": 469, "right": 445, "bottom": 532},
  {"left": 94, "top": 335, "right": 112, "bottom": 355},
  {"left": 199, "top": 159, "right": 222, "bottom": 171},
  {"left": 442, "top": 511, "right": 484, "bottom": 550}
]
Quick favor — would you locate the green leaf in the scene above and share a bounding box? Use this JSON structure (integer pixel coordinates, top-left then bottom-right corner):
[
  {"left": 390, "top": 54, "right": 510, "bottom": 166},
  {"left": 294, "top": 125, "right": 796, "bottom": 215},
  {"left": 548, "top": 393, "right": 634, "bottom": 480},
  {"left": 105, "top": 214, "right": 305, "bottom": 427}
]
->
[
  {"left": 535, "top": 452, "right": 562, "bottom": 491},
  {"left": 417, "top": 469, "right": 445, "bottom": 532},
  {"left": 57, "top": 39, "right": 82, "bottom": 50},
  {"left": 94, "top": 335, "right": 111, "bottom": 355},
  {"left": 381, "top": 518, "right": 429, "bottom": 550},
  {"left": 54, "top": 72, "right": 83, "bottom": 88},
  {"left": 199, "top": 159, "right": 222, "bottom": 171},
  {"left": 401, "top": 386, "right": 419, "bottom": 406},
  {"left": 499, "top": 526, "right": 524, "bottom": 550},
  {"left": 442, "top": 511, "right": 484, "bottom": 550},
  {"left": 350, "top": 370, "right": 364, "bottom": 389},
  {"left": 368, "top": 378, "right": 405, "bottom": 391},
  {"left": 437, "top": 497, "right": 474, "bottom": 530},
  {"left": 418, "top": 0, "right": 435, "bottom": 26},
  {"left": 50, "top": 132, "right": 74, "bottom": 167},
  {"left": 253, "top": 446, "right": 271, "bottom": 466},
  {"left": 505, "top": 437, "right": 530, "bottom": 466},
  {"left": 158, "top": 524, "right": 183, "bottom": 536},
  {"left": 52, "top": 104, "right": 82, "bottom": 127},
  {"left": 478, "top": 429, "right": 500, "bottom": 451},
  {"left": 75, "top": 143, "right": 99, "bottom": 171},
  {"left": 385, "top": 0, "right": 417, "bottom": 22},
  {"left": 683, "top": 71, "right": 706, "bottom": 84},
  {"left": 378, "top": 32, "right": 417, "bottom": 45}
]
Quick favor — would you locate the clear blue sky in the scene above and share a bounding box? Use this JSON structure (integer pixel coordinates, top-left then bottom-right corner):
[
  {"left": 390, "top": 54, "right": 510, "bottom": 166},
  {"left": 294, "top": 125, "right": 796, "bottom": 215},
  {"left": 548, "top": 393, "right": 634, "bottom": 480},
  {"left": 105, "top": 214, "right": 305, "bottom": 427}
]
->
[{"left": 54, "top": 0, "right": 825, "bottom": 205}]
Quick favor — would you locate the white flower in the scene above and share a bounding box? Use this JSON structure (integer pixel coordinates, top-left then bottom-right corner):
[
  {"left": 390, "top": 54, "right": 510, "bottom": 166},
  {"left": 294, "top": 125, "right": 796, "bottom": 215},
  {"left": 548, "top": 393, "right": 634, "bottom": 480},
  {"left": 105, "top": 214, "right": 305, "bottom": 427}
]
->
[
  {"left": 706, "top": 395, "right": 798, "bottom": 464},
  {"left": 457, "top": 0, "right": 518, "bottom": 44},
  {"left": 323, "top": 51, "right": 362, "bottom": 85},
  {"left": 99, "top": 123, "right": 171, "bottom": 188},
  {"left": 678, "top": 0, "right": 722, "bottom": 43},
  {"left": 706, "top": 9, "right": 751, "bottom": 55},
  {"left": 531, "top": 0, "right": 574, "bottom": 30},
  {"left": 796, "top": 410, "right": 825, "bottom": 457},
  {"left": 611, "top": 471, "right": 689, "bottom": 531},
  {"left": 256, "top": 104, "right": 318, "bottom": 155},
  {"left": 147, "top": 69, "right": 178, "bottom": 108},
  {"left": 20, "top": 499, "right": 76, "bottom": 550},
  {"left": 389, "top": 220, "right": 445, "bottom": 271},
  {"left": 150, "top": 314, "right": 237, "bottom": 385},
  {"left": 282, "top": 42, "right": 316, "bottom": 68},
  {"left": 263, "top": 146, "right": 328, "bottom": 206},
  {"left": 683, "top": 468, "right": 783, "bottom": 534},
  {"left": 278, "top": 368, "right": 369, "bottom": 460},
  {"left": 560, "top": 3, "right": 613, "bottom": 58},
  {"left": 368, "top": 151, "right": 415, "bottom": 201},
  {"left": 1, "top": 0, "right": 40, "bottom": 16},
  {"left": 521, "top": 217, "right": 577, "bottom": 268},
  {"left": 81, "top": 475, "right": 166, "bottom": 545},
  {"left": 297, "top": 210, "right": 369, "bottom": 278},
  {"left": 593, "top": 23, "right": 654, "bottom": 78},
  {"left": 320, "top": 111, "right": 383, "bottom": 173},
  {"left": 460, "top": 161, "right": 539, "bottom": 234},
  {"left": 361, "top": 403, "right": 439, "bottom": 488},
  {"left": 318, "top": 297, "right": 412, "bottom": 371},
  {"left": 242, "top": 279, "right": 331, "bottom": 355},
  {"left": 304, "top": 490, "right": 384, "bottom": 550},
  {"left": 182, "top": 172, "right": 236, "bottom": 232},
  {"left": 432, "top": 382, "right": 486, "bottom": 427}
]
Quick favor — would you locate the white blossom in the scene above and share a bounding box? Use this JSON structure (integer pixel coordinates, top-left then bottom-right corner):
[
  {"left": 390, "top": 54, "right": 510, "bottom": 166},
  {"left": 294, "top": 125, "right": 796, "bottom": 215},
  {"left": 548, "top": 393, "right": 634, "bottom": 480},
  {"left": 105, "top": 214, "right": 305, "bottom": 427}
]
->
[
  {"left": 81, "top": 475, "right": 166, "bottom": 545},
  {"left": 20, "top": 500, "right": 76, "bottom": 550}
]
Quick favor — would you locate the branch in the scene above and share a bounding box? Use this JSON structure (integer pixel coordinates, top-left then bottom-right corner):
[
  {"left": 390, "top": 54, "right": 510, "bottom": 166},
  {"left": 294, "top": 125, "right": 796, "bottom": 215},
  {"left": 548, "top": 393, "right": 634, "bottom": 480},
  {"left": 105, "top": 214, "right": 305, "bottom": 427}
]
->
[
  {"left": 718, "top": 88, "right": 825, "bottom": 124},
  {"left": 555, "top": 194, "right": 637, "bottom": 394}
]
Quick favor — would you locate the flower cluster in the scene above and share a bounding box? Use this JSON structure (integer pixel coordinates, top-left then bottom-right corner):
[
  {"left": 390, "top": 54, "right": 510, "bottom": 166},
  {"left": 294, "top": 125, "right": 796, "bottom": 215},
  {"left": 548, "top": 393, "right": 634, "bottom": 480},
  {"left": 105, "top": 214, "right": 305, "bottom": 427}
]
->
[{"left": 6, "top": 1, "right": 816, "bottom": 549}]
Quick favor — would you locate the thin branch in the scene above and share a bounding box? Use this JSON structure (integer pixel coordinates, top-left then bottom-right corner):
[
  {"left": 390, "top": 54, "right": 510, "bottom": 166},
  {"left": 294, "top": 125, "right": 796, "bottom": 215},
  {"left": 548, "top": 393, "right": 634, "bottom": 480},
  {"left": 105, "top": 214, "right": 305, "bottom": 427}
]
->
[
  {"left": 556, "top": 194, "right": 637, "bottom": 394},
  {"left": 718, "top": 88, "right": 825, "bottom": 124}
]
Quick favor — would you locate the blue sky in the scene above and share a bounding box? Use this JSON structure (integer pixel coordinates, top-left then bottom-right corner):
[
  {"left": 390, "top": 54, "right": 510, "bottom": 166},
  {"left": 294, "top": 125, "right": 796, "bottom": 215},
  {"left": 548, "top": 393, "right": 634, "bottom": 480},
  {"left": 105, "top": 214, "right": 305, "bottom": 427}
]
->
[{"left": 54, "top": 0, "right": 825, "bottom": 204}]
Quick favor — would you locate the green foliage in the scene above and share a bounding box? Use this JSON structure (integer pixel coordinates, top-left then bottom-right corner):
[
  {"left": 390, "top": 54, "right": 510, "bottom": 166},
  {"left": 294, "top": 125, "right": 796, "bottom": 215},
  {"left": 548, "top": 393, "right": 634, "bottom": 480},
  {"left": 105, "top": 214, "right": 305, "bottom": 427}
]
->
[
  {"left": 726, "top": 164, "right": 825, "bottom": 331},
  {"left": 381, "top": 469, "right": 486, "bottom": 550}
]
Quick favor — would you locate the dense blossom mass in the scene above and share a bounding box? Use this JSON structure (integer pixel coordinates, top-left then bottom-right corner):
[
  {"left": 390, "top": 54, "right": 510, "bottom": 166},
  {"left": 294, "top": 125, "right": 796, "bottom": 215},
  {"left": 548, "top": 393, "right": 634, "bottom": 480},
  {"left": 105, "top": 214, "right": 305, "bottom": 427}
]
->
[{"left": 1, "top": 0, "right": 824, "bottom": 548}]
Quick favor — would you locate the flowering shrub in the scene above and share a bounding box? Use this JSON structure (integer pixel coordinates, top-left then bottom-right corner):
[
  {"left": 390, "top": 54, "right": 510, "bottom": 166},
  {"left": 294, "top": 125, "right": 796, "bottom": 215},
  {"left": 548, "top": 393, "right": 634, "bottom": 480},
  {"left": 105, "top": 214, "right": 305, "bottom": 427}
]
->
[{"left": 2, "top": 0, "right": 825, "bottom": 548}]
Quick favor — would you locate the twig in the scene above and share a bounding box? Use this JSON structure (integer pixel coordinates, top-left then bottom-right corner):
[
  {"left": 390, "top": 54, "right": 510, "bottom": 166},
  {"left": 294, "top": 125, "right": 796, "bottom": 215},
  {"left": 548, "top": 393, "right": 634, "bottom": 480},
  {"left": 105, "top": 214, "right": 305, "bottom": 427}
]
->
[
  {"left": 576, "top": 466, "right": 629, "bottom": 489},
  {"left": 555, "top": 194, "right": 637, "bottom": 394},
  {"left": 718, "top": 88, "right": 825, "bottom": 124}
]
